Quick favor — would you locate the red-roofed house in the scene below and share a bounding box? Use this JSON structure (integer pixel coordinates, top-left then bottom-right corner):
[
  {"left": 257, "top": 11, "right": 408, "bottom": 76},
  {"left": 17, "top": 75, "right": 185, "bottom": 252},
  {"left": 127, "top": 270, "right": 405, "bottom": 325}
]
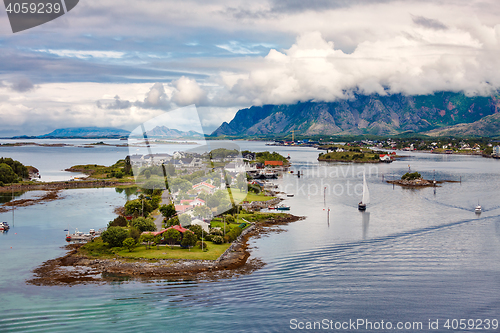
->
[
  {"left": 175, "top": 204, "right": 192, "bottom": 214},
  {"left": 265, "top": 161, "right": 283, "bottom": 166},
  {"left": 192, "top": 181, "right": 216, "bottom": 194},
  {"left": 142, "top": 224, "right": 190, "bottom": 237},
  {"left": 181, "top": 198, "right": 206, "bottom": 207}
]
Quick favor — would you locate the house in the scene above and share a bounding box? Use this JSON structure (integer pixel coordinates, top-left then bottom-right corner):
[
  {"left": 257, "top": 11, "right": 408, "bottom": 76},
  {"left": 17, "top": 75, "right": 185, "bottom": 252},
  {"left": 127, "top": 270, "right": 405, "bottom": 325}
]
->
[
  {"left": 180, "top": 198, "right": 206, "bottom": 207},
  {"left": 190, "top": 218, "right": 209, "bottom": 232},
  {"left": 243, "top": 152, "right": 256, "bottom": 160},
  {"left": 493, "top": 146, "right": 500, "bottom": 156},
  {"left": 265, "top": 161, "right": 283, "bottom": 166},
  {"left": 192, "top": 181, "right": 216, "bottom": 194},
  {"left": 379, "top": 154, "right": 392, "bottom": 162},
  {"left": 175, "top": 204, "right": 192, "bottom": 214},
  {"left": 141, "top": 224, "right": 190, "bottom": 237}
]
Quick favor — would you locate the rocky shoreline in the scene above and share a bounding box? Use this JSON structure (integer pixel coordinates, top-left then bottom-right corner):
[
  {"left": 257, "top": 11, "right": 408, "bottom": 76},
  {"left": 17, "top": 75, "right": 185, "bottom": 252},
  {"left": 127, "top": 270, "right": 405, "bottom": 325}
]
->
[
  {"left": 0, "top": 180, "right": 134, "bottom": 193},
  {"left": 386, "top": 179, "right": 460, "bottom": 187},
  {"left": 27, "top": 214, "right": 304, "bottom": 286}
]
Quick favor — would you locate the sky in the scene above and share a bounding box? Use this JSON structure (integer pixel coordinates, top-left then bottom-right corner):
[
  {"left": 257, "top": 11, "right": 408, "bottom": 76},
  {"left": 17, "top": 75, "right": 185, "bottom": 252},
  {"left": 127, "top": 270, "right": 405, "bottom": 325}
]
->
[{"left": 1, "top": 0, "right": 500, "bottom": 136}]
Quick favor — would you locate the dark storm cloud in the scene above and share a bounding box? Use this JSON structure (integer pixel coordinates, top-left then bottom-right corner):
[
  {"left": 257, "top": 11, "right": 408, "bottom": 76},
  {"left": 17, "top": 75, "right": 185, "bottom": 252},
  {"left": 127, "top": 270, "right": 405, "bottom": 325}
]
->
[{"left": 412, "top": 15, "right": 448, "bottom": 30}]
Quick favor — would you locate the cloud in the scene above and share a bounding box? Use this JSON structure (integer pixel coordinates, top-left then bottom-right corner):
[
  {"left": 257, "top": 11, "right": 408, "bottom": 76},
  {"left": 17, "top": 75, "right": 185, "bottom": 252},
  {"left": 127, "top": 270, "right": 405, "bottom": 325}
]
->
[
  {"left": 136, "top": 83, "right": 172, "bottom": 110},
  {"left": 10, "top": 77, "right": 35, "bottom": 92},
  {"left": 412, "top": 15, "right": 448, "bottom": 30},
  {"left": 96, "top": 95, "right": 132, "bottom": 109},
  {"left": 215, "top": 28, "right": 500, "bottom": 105},
  {"left": 171, "top": 77, "right": 208, "bottom": 106}
]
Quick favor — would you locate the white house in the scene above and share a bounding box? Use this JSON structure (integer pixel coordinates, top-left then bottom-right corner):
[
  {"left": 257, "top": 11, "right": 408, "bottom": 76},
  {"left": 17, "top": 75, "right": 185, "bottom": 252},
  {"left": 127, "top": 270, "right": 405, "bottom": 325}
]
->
[{"left": 190, "top": 218, "right": 210, "bottom": 233}]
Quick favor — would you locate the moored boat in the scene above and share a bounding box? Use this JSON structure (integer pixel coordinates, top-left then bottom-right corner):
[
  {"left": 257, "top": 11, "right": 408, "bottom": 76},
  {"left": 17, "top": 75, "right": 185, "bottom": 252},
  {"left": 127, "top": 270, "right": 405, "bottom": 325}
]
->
[
  {"left": 276, "top": 205, "right": 290, "bottom": 211},
  {"left": 0, "top": 222, "right": 10, "bottom": 231},
  {"left": 475, "top": 205, "right": 482, "bottom": 214}
]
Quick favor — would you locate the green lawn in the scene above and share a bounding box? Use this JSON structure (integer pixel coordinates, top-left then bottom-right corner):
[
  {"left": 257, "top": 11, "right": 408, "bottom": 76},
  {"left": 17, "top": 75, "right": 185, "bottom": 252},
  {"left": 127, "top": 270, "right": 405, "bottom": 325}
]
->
[
  {"left": 229, "top": 188, "right": 275, "bottom": 202},
  {"left": 115, "top": 242, "right": 231, "bottom": 260}
]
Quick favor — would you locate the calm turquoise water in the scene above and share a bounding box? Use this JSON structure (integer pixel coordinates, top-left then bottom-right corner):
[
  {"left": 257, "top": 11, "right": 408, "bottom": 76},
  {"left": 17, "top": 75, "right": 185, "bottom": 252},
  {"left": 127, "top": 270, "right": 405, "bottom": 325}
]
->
[{"left": 1, "top": 142, "right": 500, "bottom": 332}]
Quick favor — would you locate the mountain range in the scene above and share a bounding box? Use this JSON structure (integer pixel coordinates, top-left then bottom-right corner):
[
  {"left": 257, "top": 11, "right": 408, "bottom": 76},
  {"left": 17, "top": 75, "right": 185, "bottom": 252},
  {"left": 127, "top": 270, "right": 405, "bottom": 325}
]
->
[
  {"left": 10, "top": 127, "right": 131, "bottom": 139},
  {"left": 144, "top": 126, "right": 204, "bottom": 139},
  {"left": 211, "top": 92, "right": 500, "bottom": 138}
]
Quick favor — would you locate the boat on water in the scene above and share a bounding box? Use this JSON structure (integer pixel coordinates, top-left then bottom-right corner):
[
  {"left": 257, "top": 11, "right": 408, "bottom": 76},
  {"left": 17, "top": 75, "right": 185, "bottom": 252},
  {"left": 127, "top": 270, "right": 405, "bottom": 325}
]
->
[
  {"left": 276, "top": 205, "right": 290, "bottom": 211},
  {"left": 475, "top": 204, "right": 482, "bottom": 214},
  {"left": 287, "top": 194, "right": 294, "bottom": 197},
  {"left": 358, "top": 173, "right": 370, "bottom": 211},
  {"left": 65, "top": 228, "right": 99, "bottom": 242},
  {"left": 0, "top": 222, "right": 10, "bottom": 231}
]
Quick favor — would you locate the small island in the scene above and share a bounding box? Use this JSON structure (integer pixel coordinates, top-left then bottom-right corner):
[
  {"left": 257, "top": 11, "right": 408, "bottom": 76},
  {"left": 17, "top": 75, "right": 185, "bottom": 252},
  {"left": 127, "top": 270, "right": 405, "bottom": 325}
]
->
[
  {"left": 386, "top": 171, "right": 459, "bottom": 187},
  {"left": 318, "top": 145, "right": 394, "bottom": 163},
  {"left": 26, "top": 149, "right": 300, "bottom": 285}
]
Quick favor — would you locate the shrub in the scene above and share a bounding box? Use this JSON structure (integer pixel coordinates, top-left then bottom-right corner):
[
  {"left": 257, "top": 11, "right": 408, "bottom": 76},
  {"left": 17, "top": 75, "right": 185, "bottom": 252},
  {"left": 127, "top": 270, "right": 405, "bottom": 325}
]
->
[
  {"left": 211, "top": 235, "right": 224, "bottom": 244},
  {"left": 123, "top": 237, "right": 136, "bottom": 252},
  {"left": 129, "top": 227, "right": 142, "bottom": 242},
  {"left": 101, "top": 227, "right": 129, "bottom": 247},
  {"left": 224, "top": 226, "right": 242, "bottom": 243},
  {"left": 181, "top": 230, "right": 197, "bottom": 249},
  {"left": 224, "top": 215, "right": 235, "bottom": 223},
  {"left": 401, "top": 172, "right": 422, "bottom": 181},
  {"left": 80, "top": 238, "right": 114, "bottom": 256},
  {"left": 196, "top": 240, "right": 208, "bottom": 251},
  {"left": 210, "top": 229, "right": 223, "bottom": 236}
]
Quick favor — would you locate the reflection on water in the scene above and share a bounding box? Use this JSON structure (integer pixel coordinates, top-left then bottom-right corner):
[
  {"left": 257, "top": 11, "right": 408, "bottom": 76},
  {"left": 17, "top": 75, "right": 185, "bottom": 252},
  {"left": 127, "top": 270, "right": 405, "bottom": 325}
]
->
[
  {"left": 0, "top": 191, "right": 25, "bottom": 204},
  {"left": 361, "top": 211, "right": 370, "bottom": 239}
]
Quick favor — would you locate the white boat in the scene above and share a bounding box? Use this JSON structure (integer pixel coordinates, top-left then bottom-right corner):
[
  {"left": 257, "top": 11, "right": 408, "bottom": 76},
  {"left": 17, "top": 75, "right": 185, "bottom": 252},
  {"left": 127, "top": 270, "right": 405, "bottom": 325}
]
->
[
  {"left": 475, "top": 205, "right": 482, "bottom": 214},
  {"left": 358, "top": 173, "right": 370, "bottom": 211},
  {"left": 0, "top": 222, "right": 10, "bottom": 230}
]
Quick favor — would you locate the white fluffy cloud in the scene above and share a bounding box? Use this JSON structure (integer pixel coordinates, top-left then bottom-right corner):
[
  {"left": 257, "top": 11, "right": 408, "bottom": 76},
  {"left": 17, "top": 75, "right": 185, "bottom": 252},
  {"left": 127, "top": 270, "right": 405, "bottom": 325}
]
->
[{"left": 217, "top": 26, "right": 500, "bottom": 105}]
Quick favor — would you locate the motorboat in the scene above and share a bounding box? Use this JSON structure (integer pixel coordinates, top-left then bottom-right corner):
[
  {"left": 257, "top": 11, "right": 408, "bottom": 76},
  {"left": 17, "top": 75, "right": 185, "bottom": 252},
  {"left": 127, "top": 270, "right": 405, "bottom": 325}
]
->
[
  {"left": 276, "top": 205, "right": 290, "bottom": 211},
  {"left": 475, "top": 205, "right": 482, "bottom": 214},
  {"left": 0, "top": 222, "right": 10, "bottom": 230}
]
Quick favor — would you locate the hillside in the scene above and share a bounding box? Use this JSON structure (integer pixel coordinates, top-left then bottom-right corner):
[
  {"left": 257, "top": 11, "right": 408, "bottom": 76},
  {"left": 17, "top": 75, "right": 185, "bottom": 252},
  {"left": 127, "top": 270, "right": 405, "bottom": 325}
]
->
[
  {"left": 38, "top": 127, "right": 130, "bottom": 138},
  {"left": 425, "top": 113, "right": 500, "bottom": 138},
  {"left": 211, "top": 92, "right": 500, "bottom": 137},
  {"left": 145, "top": 126, "right": 204, "bottom": 139}
]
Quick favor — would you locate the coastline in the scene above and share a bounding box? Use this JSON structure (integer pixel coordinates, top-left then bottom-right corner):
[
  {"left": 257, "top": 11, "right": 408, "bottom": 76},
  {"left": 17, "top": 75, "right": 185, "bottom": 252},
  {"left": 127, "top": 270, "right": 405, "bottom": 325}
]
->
[
  {"left": 27, "top": 214, "right": 304, "bottom": 286},
  {"left": 0, "top": 180, "right": 134, "bottom": 193}
]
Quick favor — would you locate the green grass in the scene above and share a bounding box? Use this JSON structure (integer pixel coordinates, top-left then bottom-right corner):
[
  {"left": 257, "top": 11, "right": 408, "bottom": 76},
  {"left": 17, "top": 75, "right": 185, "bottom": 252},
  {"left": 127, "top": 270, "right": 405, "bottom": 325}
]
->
[
  {"left": 115, "top": 242, "right": 231, "bottom": 260},
  {"left": 318, "top": 151, "right": 379, "bottom": 162}
]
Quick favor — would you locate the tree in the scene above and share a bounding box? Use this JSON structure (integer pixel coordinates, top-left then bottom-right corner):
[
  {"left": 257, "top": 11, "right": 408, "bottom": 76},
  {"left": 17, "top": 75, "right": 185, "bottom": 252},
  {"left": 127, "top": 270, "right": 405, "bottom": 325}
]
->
[
  {"left": 131, "top": 217, "right": 156, "bottom": 232},
  {"left": 165, "top": 163, "right": 176, "bottom": 176},
  {"left": 129, "top": 227, "right": 142, "bottom": 242},
  {"left": 108, "top": 215, "right": 128, "bottom": 227},
  {"left": 178, "top": 214, "right": 191, "bottom": 226},
  {"left": 165, "top": 216, "right": 180, "bottom": 227},
  {"left": 101, "top": 227, "right": 129, "bottom": 247},
  {"left": 154, "top": 234, "right": 163, "bottom": 249},
  {"left": 139, "top": 233, "right": 155, "bottom": 249},
  {"left": 125, "top": 198, "right": 153, "bottom": 217},
  {"left": 169, "top": 178, "right": 192, "bottom": 192},
  {"left": 193, "top": 205, "right": 211, "bottom": 219},
  {"left": 144, "top": 170, "right": 151, "bottom": 179},
  {"left": 123, "top": 237, "right": 136, "bottom": 252},
  {"left": 206, "top": 195, "right": 219, "bottom": 208},
  {"left": 236, "top": 173, "right": 247, "bottom": 191},
  {"left": 164, "top": 228, "right": 181, "bottom": 246},
  {"left": 160, "top": 203, "right": 176, "bottom": 219},
  {"left": 181, "top": 230, "right": 197, "bottom": 249},
  {"left": 0, "top": 163, "right": 18, "bottom": 184},
  {"left": 187, "top": 224, "right": 203, "bottom": 240}
]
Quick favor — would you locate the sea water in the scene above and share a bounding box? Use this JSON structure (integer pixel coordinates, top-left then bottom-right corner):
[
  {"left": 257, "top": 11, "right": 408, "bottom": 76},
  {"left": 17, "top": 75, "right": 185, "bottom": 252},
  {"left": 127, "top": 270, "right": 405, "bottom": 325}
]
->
[{"left": 0, "top": 142, "right": 499, "bottom": 332}]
